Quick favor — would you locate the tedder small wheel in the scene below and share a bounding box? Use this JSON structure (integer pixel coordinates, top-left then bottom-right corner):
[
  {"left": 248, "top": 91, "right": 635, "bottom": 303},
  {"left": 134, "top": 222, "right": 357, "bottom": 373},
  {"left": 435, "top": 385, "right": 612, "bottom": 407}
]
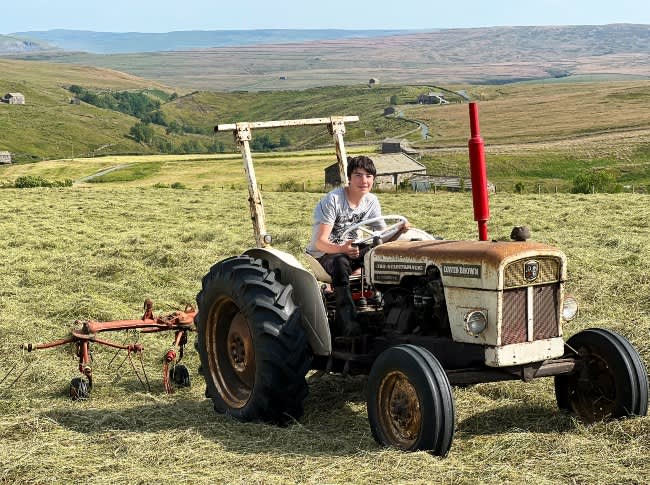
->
[
  {"left": 196, "top": 256, "right": 311, "bottom": 424},
  {"left": 69, "top": 377, "right": 90, "bottom": 400},
  {"left": 169, "top": 364, "right": 191, "bottom": 388},
  {"left": 555, "top": 328, "right": 649, "bottom": 422},
  {"left": 366, "top": 344, "right": 455, "bottom": 456}
]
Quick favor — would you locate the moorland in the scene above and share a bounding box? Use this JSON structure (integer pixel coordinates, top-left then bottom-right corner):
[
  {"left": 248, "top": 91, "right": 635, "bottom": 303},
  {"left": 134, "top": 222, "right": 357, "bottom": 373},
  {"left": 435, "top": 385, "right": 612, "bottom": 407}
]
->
[{"left": 0, "top": 25, "right": 649, "bottom": 484}]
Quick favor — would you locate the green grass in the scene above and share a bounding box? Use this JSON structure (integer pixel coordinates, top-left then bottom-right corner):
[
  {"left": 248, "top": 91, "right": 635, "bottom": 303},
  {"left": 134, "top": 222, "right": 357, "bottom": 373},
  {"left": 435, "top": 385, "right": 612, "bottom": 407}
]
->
[
  {"left": 88, "top": 161, "right": 161, "bottom": 183},
  {"left": 0, "top": 187, "right": 648, "bottom": 483}
]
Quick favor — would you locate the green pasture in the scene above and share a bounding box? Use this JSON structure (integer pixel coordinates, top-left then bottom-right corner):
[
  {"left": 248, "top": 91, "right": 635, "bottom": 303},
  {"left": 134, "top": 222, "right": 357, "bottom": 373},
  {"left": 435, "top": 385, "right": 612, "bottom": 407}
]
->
[{"left": 0, "top": 186, "right": 648, "bottom": 483}]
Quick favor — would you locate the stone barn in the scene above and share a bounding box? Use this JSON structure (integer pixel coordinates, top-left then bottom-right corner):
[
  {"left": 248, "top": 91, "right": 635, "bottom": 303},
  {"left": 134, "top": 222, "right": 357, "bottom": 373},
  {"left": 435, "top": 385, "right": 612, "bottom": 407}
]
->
[
  {"left": 3, "top": 93, "right": 25, "bottom": 104},
  {"left": 409, "top": 175, "right": 495, "bottom": 193},
  {"left": 325, "top": 153, "right": 426, "bottom": 190},
  {"left": 0, "top": 151, "right": 11, "bottom": 164},
  {"left": 417, "top": 92, "right": 447, "bottom": 105}
]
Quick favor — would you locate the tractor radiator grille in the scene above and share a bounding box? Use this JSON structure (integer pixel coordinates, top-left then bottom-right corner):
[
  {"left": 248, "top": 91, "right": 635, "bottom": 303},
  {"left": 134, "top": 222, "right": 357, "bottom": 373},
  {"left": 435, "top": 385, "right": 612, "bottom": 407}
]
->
[
  {"left": 501, "top": 284, "right": 560, "bottom": 345},
  {"left": 504, "top": 256, "right": 561, "bottom": 288}
]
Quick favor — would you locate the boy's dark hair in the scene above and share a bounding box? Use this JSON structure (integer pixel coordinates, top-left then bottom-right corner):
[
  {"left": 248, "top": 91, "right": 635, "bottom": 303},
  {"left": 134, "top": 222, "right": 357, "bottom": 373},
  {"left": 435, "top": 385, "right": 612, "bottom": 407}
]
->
[{"left": 346, "top": 155, "right": 377, "bottom": 179}]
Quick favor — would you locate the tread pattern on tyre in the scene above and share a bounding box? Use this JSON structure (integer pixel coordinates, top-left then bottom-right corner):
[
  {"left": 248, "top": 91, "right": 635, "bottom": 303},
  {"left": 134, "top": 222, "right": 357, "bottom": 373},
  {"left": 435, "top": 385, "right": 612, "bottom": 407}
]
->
[
  {"left": 555, "top": 327, "right": 649, "bottom": 419},
  {"left": 196, "top": 256, "right": 311, "bottom": 424},
  {"left": 367, "top": 344, "right": 455, "bottom": 456}
]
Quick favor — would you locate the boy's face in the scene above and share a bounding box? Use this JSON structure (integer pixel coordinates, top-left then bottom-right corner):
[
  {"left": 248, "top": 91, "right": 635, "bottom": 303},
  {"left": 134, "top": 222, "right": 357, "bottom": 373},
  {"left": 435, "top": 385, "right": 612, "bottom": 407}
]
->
[{"left": 349, "top": 168, "right": 375, "bottom": 195}]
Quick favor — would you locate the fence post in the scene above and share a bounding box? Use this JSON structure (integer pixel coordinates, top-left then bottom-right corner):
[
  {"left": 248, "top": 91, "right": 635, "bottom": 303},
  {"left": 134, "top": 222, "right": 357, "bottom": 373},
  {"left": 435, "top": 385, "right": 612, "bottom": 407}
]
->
[{"left": 592, "top": 184, "right": 595, "bottom": 194}]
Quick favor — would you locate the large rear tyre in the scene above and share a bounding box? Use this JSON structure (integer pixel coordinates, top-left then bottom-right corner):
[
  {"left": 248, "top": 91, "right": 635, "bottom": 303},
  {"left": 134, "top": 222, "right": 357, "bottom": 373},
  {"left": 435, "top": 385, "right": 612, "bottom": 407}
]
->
[
  {"left": 196, "top": 256, "right": 311, "bottom": 424},
  {"left": 366, "top": 344, "right": 455, "bottom": 456},
  {"left": 555, "top": 328, "right": 649, "bottom": 422}
]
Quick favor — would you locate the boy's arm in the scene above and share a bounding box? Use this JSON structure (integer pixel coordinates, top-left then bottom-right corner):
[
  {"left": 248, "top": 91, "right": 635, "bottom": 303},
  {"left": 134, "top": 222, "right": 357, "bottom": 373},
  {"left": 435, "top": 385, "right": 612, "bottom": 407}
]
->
[{"left": 314, "top": 223, "right": 359, "bottom": 258}]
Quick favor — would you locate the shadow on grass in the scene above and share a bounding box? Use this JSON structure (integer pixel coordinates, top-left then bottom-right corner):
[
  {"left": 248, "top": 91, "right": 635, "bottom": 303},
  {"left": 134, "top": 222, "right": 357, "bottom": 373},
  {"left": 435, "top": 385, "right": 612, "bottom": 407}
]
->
[
  {"left": 43, "top": 372, "right": 376, "bottom": 457},
  {"left": 457, "top": 403, "right": 576, "bottom": 436}
]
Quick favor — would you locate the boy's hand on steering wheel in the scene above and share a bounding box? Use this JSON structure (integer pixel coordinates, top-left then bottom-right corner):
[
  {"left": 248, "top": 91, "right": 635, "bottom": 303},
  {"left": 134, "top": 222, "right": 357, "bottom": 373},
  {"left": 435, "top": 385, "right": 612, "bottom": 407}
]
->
[{"left": 341, "top": 240, "right": 360, "bottom": 258}]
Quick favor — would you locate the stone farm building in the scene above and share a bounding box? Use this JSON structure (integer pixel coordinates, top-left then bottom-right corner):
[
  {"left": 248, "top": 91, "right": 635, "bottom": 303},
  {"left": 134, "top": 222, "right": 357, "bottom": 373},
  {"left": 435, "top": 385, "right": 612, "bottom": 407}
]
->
[
  {"left": 3, "top": 93, "right": 25, "bottom": 104},
  {"left": 0, "top": 151, "right": 11, "bottom": 164},
  {"left": 325, "top": 140, "right": 426, "bottom": 190},
  {"left": 410, "top": 175, "right": 495, "bottom": 193},
  {"left": 417, "top": 92, "right": 448, "bottom": 105}
]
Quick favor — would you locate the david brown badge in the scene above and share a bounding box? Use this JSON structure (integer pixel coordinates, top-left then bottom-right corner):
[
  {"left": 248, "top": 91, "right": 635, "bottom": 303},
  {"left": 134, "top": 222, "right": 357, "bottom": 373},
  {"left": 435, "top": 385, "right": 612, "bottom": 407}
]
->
[{"left": 524, "top": 260, "right": 539, "bottom": 282}]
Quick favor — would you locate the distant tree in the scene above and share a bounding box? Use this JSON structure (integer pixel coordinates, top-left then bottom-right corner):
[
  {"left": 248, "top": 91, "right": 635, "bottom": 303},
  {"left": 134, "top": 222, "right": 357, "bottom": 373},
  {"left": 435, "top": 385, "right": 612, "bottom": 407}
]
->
[
  {"left": 141, "top": 110, "right": 167, "bottom": 126},
  {"left": 279, "top": 134, "right": 291, "bottom": 147},
  {"left": 390, "top": 94, "right": 399, "bottom": 105},
  {"left": 180, "top": 139, "right": 204, "bottom": 154},
  {"left": 129, "top": 122, "right": 155, "bottom": 144},
  {"left": 251, "top": 134, "right": 276, "bottom": 151},
  {"left": 571, "top": 169, "right": 622, "bottom": 194},
  {"left": 514, "top": 182, "right": 525, "bottom": 194},
  {"left": 69, "top": 84, "right": 84, "bottom": 95},
  {"left": 166, "top": 120, "right": 183, "bottom": 135}
]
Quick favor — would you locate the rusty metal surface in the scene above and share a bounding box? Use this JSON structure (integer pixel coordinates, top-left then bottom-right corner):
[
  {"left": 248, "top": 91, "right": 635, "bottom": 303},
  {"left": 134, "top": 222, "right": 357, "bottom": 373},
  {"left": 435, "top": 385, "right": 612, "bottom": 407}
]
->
[
  {"left": 22, "top": 300, "right": 196, "bottom": 397},
  {"left": 504, "top": 256, "right": 561, "bottom": 288},
  {"left": 374, "top": 239, "right": 562, "bottom": 268}
]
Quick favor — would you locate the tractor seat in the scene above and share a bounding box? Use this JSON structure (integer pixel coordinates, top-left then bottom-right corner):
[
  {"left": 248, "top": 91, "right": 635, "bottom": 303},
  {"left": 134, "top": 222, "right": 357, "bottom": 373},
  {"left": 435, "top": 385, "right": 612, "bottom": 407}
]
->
[{"left": 304, "top": 252, "right": 362, "bottom": 284}]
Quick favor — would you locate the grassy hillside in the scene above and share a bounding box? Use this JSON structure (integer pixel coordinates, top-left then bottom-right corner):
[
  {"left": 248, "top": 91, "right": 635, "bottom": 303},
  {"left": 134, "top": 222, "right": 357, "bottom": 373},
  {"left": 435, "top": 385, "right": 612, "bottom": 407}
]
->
[
  {"left": 2, "top": 56, "right": 650, "bottom": 191},
  {"left": 0, "top": 187, "right": 648, "bottom": 483},
  {"left": 14, "top": 24, "right": 650, "bottom": 91},
  {"left": 408, "top": 80, "right": 650, "bottom": 190},
  {"left": 0, "top": 59, "right": 180, "bottom": 161}
]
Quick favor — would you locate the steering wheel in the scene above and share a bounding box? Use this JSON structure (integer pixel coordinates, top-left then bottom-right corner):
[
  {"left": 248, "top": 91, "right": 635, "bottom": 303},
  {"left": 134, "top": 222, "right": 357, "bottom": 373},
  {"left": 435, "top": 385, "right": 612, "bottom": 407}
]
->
[{"left": 340, "top": 215, "right": 408, "bottom": 246}]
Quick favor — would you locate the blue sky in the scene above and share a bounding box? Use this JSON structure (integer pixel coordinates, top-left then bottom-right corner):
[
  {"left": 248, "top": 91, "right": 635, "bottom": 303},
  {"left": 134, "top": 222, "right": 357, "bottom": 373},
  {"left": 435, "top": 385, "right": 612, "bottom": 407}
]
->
[{"left": 2, "top": 0, "right": 650, "bottom": 33}]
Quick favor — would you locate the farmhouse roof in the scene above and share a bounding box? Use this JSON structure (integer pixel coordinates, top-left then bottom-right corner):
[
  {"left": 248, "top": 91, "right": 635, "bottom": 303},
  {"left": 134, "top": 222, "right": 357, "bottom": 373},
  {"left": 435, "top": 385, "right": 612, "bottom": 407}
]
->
[
  {"left": 326, "top": 153, "right": 425, "bottom": 176},
  {"left": 370, "top": 153, "right": 426, "bottom": 174}
]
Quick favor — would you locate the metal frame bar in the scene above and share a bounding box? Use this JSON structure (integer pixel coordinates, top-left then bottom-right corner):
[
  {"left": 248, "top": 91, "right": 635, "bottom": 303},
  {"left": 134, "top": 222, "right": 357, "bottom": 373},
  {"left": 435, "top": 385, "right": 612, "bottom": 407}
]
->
[{"left": 216, "top": 116, "right": 359, "bottom": 248}]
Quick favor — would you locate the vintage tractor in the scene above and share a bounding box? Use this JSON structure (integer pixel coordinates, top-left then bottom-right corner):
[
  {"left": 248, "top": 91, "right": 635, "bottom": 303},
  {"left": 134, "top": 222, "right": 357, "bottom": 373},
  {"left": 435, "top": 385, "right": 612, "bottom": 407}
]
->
[{"left": 194, "top": 108, "right": 648, "bottom": 456}]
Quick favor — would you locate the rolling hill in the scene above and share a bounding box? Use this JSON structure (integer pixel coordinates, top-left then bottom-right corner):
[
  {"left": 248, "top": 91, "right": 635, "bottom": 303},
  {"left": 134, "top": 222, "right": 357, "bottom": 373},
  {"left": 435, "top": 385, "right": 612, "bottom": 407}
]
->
[
  {"left": 7, "top": 29, "right": 414, "bottom": 54},
  {"left": 7, "top": 24, "right": 650, "bottom": 91}
]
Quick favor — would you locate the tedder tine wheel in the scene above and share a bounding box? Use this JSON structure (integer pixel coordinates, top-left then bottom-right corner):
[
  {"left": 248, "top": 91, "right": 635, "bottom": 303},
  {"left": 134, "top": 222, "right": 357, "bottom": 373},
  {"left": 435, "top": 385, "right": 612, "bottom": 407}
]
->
[
  {"left": 555, "top": 328, "right": 649, "bottom": 422},
  {"left": 367, "top": 344, "right": 456, "bottom": 456},
  {"left": 169, "top": 364, "right": 191, "bottom": 388},
  {"left": 195, "top": 256, "right": 312, "bottom": 424},
  {"left": 69, "top": 377, "right": 90, "bottom": 401}
]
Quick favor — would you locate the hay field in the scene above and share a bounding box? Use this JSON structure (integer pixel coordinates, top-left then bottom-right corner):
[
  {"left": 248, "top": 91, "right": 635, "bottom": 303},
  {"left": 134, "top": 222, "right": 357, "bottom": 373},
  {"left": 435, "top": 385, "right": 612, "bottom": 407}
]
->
[{"left": 0, "top": 187, "right": 648, "bottom": 484}]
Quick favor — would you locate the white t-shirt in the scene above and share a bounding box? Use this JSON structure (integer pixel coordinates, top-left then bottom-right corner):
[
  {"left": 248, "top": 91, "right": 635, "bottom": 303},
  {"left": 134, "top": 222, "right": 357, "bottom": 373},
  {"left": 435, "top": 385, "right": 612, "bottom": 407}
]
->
[{"left": 306, "top": 186, "right": 384, "bottom": 258}]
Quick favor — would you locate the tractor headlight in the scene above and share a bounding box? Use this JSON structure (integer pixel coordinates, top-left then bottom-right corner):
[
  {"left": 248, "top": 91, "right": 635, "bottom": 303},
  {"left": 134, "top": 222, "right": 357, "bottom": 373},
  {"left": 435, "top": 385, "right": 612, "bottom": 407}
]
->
[
  {"left": 465, "top": 310, "right": 487, "bottom": 336},
  {"left": 562, "top": 295, "right": 578, "bottom": 321}
]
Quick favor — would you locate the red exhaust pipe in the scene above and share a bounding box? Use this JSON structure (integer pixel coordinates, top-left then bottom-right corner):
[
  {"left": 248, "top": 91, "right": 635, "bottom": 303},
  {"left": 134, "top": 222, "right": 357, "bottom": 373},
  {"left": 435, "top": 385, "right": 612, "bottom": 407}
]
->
[{"left": 468, "top": 102, "right": 490, "bottom": 241}]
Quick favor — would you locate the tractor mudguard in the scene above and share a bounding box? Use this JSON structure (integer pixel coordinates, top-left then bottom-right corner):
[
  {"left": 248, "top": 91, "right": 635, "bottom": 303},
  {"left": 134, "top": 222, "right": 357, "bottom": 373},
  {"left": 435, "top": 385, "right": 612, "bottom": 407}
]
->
[{"left": 244, "top": 247, "right": 331, "bottom": 355}]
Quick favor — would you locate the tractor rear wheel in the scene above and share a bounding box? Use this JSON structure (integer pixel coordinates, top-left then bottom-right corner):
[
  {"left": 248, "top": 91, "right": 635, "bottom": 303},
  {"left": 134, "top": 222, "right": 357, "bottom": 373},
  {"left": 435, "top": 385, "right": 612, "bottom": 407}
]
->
[
  {"left": 555, "top": 328, "right": 649, "bottom": 422},
  {"left": 196, "top": 256, "right": 311, "bottom": 424},
  {"left": 366, "top": 344, "right": 455, "bottom": 456}
]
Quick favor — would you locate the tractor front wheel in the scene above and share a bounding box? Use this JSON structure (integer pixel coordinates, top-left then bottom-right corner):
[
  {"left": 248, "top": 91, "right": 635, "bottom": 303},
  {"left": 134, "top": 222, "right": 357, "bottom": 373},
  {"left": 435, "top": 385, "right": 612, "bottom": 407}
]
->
[
  {"left": 366, "top": 344, "right": 455, "bottom": 456},
  {"left": 196, "top": 256, "right": 311, "bottom": 424},
  {"left": 555, "top": 328, "right": 649, "bottom": 422}
]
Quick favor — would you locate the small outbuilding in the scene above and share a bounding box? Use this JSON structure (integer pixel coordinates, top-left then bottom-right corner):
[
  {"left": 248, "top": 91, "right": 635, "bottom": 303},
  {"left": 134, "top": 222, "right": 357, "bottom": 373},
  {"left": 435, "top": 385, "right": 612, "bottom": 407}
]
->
[
  {"left": 410, "top": 175, "right": 495, "bottom": 193},
  {"left": 0, "top": 151, "right": 12, "bottom": 164},
  {"left": 417, "top": 92, "right": 448, "bottom": 105},
  {"left": 3, "top": 93, "right": 25, "bottom": 104}
]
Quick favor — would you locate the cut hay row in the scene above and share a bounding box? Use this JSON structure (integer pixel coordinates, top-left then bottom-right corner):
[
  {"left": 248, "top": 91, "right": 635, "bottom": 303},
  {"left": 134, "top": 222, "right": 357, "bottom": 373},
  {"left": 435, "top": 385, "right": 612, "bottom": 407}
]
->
[{"left": 0, "top": 187, "right": 648, "bottom": 483}]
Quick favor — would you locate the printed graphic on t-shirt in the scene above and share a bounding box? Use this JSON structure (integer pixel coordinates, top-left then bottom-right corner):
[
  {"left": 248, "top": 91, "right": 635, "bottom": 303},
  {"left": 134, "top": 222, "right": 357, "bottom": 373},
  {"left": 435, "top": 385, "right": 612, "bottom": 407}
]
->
[{"left": 331, "top": 211, "right": 368, "bottom": 244}]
